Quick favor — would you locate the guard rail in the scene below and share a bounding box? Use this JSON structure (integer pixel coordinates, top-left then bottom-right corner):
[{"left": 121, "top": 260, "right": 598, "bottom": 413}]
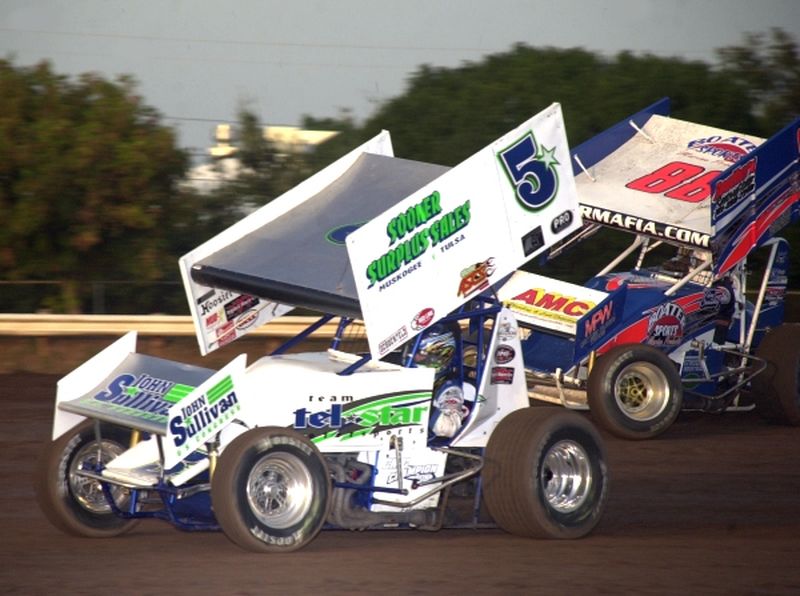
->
[{"left": 0, "top": 314, "right": 342, "bottom": 338}]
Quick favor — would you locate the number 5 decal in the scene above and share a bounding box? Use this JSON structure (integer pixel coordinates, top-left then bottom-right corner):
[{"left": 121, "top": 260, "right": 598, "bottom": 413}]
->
[{"left": 498, "top": 132, "right": 559, "bottom": 211}]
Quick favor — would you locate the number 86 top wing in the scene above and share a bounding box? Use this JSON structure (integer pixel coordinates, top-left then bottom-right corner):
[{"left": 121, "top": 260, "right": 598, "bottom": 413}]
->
[{"left": 571, "top": 97, "right": 800, "bottom": 277}]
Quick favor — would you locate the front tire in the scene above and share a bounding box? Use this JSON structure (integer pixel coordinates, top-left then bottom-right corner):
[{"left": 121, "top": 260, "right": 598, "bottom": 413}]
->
[
  {"left": 211, "top": 427, "right": 331, "bottom": 553},
  {"left": 752, "top": 323, "right": 800, "bottom": 424},
  {"left": 34, "top": 420, "right": 139, "bottom": 538},
  {"left": 483, "top": 408, "right": 609, "bottom": 539},
  {"left": 587, "top": 344, "right": 683, "bottom": 440}
]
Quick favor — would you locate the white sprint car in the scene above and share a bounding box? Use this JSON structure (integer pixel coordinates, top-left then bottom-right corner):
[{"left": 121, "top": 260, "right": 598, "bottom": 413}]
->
[{"left": 36, "top": 104, "right": 610, "bottom": 552}]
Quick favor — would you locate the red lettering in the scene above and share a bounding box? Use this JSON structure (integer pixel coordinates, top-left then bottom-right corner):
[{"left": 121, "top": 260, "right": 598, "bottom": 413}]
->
[
  {"left": 563, "top": 301, "right": 591, "bottom": 317},
  {"left": 714, "top": 159, "right": 756, "bottom": 198},
  {"left": 584, "top": 302, "right": 614, "bottom": 336},
  {"left": 665, "top": 170, "right": 719, "bottom": 203},
  {"left": 512, "top": 288, "right": 594, "bottom": 317},
  {"left": 627, "top": 162, "right": 704, "bottom": 194},
  {"left": 534, "top": 293, "right": 569, "bottom": 312},
  {"left": 512, "top": 289, "right": 541, "bottom": 305}
]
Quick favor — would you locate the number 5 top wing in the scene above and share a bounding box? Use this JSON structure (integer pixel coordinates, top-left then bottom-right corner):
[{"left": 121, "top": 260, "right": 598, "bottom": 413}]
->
[{"left": 346, "top": 103, "right": 583, "bottom": 360}]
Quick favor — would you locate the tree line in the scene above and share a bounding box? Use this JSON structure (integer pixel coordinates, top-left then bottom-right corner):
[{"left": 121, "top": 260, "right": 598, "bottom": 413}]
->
[{"left": 0, "top": 28, "right": 797, "bottom": 313}]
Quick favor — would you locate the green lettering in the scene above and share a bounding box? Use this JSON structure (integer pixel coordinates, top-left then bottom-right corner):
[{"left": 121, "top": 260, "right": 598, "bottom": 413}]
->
[
  {"left": 460, "top": 200, "right": 471, "bottom": 227},
  {"left": 358, "top": 409, "right": 379, "bottom": 426},
  {"left": 386, "top": 218, "right": 399, "bottom": 245},
  {"left": 414, "top": 203, "right": 428, "bottom": 225},
  {"left": 367, "top": 261, "right": 379, "bottom": 286},
  {"left": 428, "top": 219, "right": 442, "bottom": 246},
  {"left": 428, "top": 191, "right": 442, "bottom": 216}
]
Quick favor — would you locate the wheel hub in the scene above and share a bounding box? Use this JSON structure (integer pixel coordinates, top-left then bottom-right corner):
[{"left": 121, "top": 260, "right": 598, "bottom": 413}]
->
[
  {"left": 69, "top": 440, "right": 127, "bottom": 514},
  {"left": 247, "top": 452, "right": 314, "bottom": 529},
  {"left": 614, "top": 361, "right": 671, "bottom": 421},
  {"left": 541, "top": 440, "right": 593, "bottom": 513}
]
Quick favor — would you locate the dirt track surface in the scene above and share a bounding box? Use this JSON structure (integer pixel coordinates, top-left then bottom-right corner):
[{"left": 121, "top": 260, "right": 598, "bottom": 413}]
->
[{"left": 2, "top": 374, "right": 799, "bottom": 595}]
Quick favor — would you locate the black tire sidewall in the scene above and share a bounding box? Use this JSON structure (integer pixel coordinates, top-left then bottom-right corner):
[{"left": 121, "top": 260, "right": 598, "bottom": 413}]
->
[
  {"left": 35, "top": 421, "right": 136, "bottom": 537},
  {"left": 484, "top": 408, "right": 609, "bottom": 539}
]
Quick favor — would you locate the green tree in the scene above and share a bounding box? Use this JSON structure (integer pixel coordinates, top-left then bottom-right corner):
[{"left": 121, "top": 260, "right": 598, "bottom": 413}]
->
[
  {"left": 715, "top": 28, "right": 800, "bottom": 291},
  {"left": 716, "top": 27, "right": 799, "bottom": 135},
  {"left": 0, "top": 59, "right": 189, "bottom": 312},
  {"left": 354, "top": 44, "right": 756, "bottom": 167}
]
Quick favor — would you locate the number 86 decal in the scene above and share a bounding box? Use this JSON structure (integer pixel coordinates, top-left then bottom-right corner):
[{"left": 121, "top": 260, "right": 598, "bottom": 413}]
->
[
  {"left": 626, "top": 161, "right": 721, "bottom": 203},
  {"left": 498, "top": 132, "right": 560, "bottom": 211}
]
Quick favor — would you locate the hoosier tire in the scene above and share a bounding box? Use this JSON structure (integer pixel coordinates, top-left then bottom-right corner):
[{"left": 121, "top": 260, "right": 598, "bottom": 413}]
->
[
  {"left": 34, "top": 420, "right": 139, "bottom": 538},
  {"left": 752, "top": 323, "right": 800, "bottom": 425},
  {"left": 587, "top": 344, "right": 683, "bottom": 440},
  {"left": 211, "top": 427, "right": 331, "bottom": 553},
  {"left": 482, "top": 408, "right": 609, "bottom": 539}
]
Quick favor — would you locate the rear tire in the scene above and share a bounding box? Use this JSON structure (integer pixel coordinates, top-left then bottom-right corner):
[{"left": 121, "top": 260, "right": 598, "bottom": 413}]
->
[
  {"left": 482, "top": 408, "right": 609, "bottom": 539},
  {"left": 211, "top": 427, "right": 331, "bottom": 553},
  {"left": 587, "top": 344, "right": 683, "bottom": 440},
  {"left": 752, "top": 323, "right": 800, "bottom": 425},
  {"left": 34, "top": 420, "right": 139, "bottom": 538}
]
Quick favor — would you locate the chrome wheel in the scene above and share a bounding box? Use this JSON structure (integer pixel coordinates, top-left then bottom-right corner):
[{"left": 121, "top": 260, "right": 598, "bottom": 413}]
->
[
  {"left": 541, "top": 439, "right": 593, "bottom": 513},
  {"left": 246, "top": 452, "right": 314, "bottom": 529},
  {"left": 68, "top": 440, "right": 127, "bottom": 514},
  {"left": 613, "top": 362, "right": 671, "bottom": 421}
]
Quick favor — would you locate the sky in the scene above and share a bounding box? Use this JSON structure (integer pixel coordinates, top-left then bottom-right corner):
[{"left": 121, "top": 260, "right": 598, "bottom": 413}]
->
[{"left": 1, "top": 0, "right": 798, "bottom": 159}]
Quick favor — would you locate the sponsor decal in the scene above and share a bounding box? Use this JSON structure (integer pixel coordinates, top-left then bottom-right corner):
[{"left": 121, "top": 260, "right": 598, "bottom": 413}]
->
[
  {"left": 713, "top": 158, "right": 757, "bottom": 216},
  {"left": 251, "top": 526, "right": 303, "bottom": 548},
  {"left": 365, "top": 191, "right": 471, "bottom": 288},
  {"left": 580, "top": 205, "right": 710, "bottom": 248},
  {"left": 215, "top": 321, "right": 234, "bottom": 338},
  {"left": 224, "top": 294, "right": 260, "bottom": 321},
  {"left": 490, "top": 366, "right": 515, "bottom": 385},
  {"left": 169, "top": 375, "right": 240, "bottom": 451},
  {"left": 457, "top": 257, "right": 496, "bottom": 298},
  {"left": 216, "top": 329, "right": 237, "bottom": 348},
  {"left": 583, "top": 301, "right": 616, "bottom": 339},
  {"left": 379, "top": 325, "right": 409, "bottom": 356},
  {"left": 494, "top": 344, "right": 515, "bottom": 364},
  {"left": 550, "top": 210, "right": 573, "bottom": 234},
  {"left": 411, "top": 307, "right": 435, "bottom": 331},
  {"left": 686, "top": 135, "right": 758, "bottom": 163},
  {"left": 521, "top": 226, "right": 545, "bottom": 257},
  {"left": 198, "top": 290, "right": 234, "bottom": 316},
  {"left": 385, "top": 463, "right": 437, "bottom": 485},
  {"left": 646, "top": 302, "right": 686, "bottom": 346},
  {"left": 700, "top": 286, "right": 732, "bottom": 314},
  {"left": 506, "top": 287, "right": 596, "bottom": 324},
  {"left": 294, "top": 394, "right": 431, "bottom": 442},
  {"left": 497, "top": 318, "right": 518, "bottom": 341},
  {"left": 680, "top": 350, "right": 710, "bottom": 389},
  {"left": 235, "top": 309, "right": 260, "bottom": 331},
  {"left": 93, "top": 374, "right": 194, "bottom": 421},
  {"left": 205, "top": 312, "right": 219, "bottom": 327},
  {"left": 326, "top": 223, "right": 364, "bottom": 245},
  {"left": 765, "top": 286, "right": 786, "bottom": 306},
  {"left": 497, "top": 131, "right": 560, "bottom": 211}
]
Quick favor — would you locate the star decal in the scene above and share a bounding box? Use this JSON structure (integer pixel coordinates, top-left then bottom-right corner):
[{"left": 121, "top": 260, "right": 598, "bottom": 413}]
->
[{"left": 538, "top": 144, "right": 559, "bottom": 170}]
